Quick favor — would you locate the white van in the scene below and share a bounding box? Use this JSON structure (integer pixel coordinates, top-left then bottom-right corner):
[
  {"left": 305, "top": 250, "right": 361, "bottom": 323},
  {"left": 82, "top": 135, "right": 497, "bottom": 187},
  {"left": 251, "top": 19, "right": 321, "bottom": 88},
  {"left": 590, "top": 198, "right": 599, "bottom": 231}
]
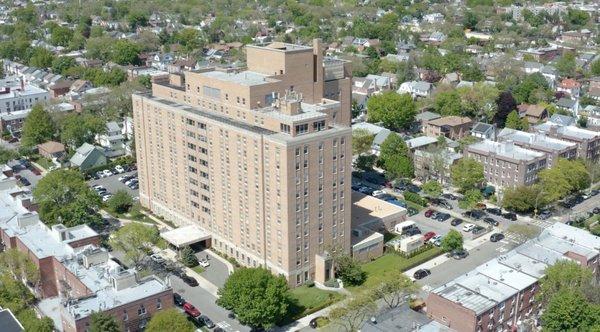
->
[{"left": 394, "top": 220, "right": 417, "bottom": 235}]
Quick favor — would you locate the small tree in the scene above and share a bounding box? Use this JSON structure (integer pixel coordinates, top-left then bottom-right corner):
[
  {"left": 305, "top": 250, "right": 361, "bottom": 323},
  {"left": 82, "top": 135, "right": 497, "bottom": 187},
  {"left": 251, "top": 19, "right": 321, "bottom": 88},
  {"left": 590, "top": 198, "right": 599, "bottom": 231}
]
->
[
  {"left": 441, "top": 230, "right": 463, "bottom": 252},
  {"left": 353, "top": 154, "right": 377, "bottom": 171},
  {"left": 109, "top": 223, "right": 164, "bottom": 268},
  {"left": 368, "top": 270, "right": 419, "bottom": 309},
  {"left": 458, "top": 189, "right": 483, "bottom": 210},
  {"left": 352, "top": 129, "right": 375, "bottom": 155},
  {"left": 451, "top": 158, "right": 485, "bottom": 193},
  {"left": 334, "top": 254, "right": 366, "bottom": 286},
  {"left": 89, "top": 312, "right": 120, "bottom": 332},
  {"left": 106, "top": 190, "right": 133, "bottom": 214},
  {"left": 179, "top": 246, "right": 199, "bottom": 268},
  {"left": 422, "top": 180, "right": 442, "bottom": 198},
  {"left": 146, "top": 308, "right": 194, "bottom": 332},
  {"left": 329, "top": 293, "right": 376, "bottom": 332}
]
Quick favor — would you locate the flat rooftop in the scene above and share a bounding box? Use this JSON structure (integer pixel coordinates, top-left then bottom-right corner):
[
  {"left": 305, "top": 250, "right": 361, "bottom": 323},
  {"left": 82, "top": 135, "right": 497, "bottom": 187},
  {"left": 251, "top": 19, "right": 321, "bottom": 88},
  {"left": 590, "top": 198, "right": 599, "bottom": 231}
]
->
[
  {"left": 467, "top": 139, "right": 544, "bottom": 161},
  {"left": 351, "top": 191, "right": 407, "bottom": 226},
  {"left": 535, "top": 122, "right": 600, "bottom": 141},
  {"left": 249, "top": 42, "right": 312, "bottom": 52},
  {"left": 199, "top": 70, "right": 277, "bottom": 86},
  {"left": 498, "top": 128, "right": 576, "bottom": 152}
]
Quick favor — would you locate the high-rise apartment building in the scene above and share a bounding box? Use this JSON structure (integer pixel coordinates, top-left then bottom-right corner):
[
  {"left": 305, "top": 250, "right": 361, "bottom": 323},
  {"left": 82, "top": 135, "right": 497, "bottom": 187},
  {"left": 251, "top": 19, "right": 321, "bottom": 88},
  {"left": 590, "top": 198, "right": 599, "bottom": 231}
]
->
[{"left": 133, "top": 39, "right": 353, "bottom": 285}]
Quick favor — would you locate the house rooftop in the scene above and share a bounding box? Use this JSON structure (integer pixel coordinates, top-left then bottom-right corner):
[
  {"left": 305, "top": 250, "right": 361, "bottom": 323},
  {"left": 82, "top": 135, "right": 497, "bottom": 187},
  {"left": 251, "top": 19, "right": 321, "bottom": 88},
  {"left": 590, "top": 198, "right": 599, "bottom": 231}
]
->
[
  {"left": 467, "top": 140, "right": 544, "bottom": 161},
  {"left": 427, "top": 116, "right": 472, "bottom": 127},
  {"left": 198, "top": 70, "right": 277, "bottom": 87},
  {"left": 535, "top": 122, "right": 600, "bottom": 141},
  {"left": 498, "top": 128, "right": 576, "bottom": 152}
]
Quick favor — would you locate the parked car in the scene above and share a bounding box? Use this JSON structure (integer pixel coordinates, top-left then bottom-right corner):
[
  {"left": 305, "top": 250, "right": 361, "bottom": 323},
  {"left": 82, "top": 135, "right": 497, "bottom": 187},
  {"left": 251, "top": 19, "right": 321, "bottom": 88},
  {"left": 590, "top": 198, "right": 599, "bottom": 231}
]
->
[
  {"left": 200, "top": 315, "right": 215, "bottom": 328},
  {"left": 490, "top": 233, "right": 505, "bottom": 242},
  {"left": 405, "top": 184, "right": 421, "bottom": 193},
  {"left": 502, "top": 212, "right": 517, "bottom": 221},
  {"left": 462, "top": 223, "right": 475, "bottom": 232},
  {"left": 150, "top": 254, "right": 165, "bottom": 263},
  {"left": 429, "top": 235, "right": 442, "bottom": 245},
  {"left": 464, "top": 210, "right": 486, "bottom": 220},
  {"left": 405, "top": 227, "right": 422, "bottom": 236},
  {"left": 424, "top": 209, "right": 435, "bottom": 218},
  {"left": 387, "top": 199, "right": 407, "bottom": 208},
  {"left": 102, "top": 169, "right": 113, "bottom": 177},
  {"left": 451, "top": 218, "right": 463, "bottom": 226},
  {"left": 407, "top": 207, "right": 418, "bottom": 216},
  {"left": 451, "top": 249, "right": 469, "bottom": 260},
  {"left": 483, "top": 217, "right": 499, "bottom": 226},
  {"left": 591, "top": 189, "right": 599, "bottom": 196},
  {"left": 199, "top": 259, "right": 210, "bottom": 268},
  {"left": 594, "top": 207, "right": 600, "bottom": 214},
  {"left": 309, "top": 317, "right": 320, "bottom": 329},
  {"left": 538, "top": 210, "right": 552, "bottom": 220},
  {"left": 472, "top": 225, "right": 486, "bottom": 235},
  {"left": 183, "top": 302, "right": 201, "bottom": 317},
  {"left": 436, "top": 213, "right": 451, "bottom": 222},
  {"left": 101, "top": 194, "right": 112, "bottom": 202},
  {"left": 423, "top": 231, "right": 436, "bottom": 242},
  {"left": 475, "top": 203, "right": 487, "bottom": 209},
  {"left": 181, "top": 275, "right": 199, "bottom": 287},
  {"left": 486, "top": 208, "right": 502, "bottom": 216},
  {"left": 413, "top": 269, "right": 431, "bottom": 280},
  {"left": 173, "top": 293, "right": 185, "bottom": 306},
  {"left": 372, "top": 190, "right": 386, "bottom": 198},
  {"left": 441, "top": 193, "right": 458, "bottom": 200},
  {"left": 114, "top": 165, "right": 125, "bottom": 173},
  {"left": 19, "top": 177, "right": 31, "bottom": 186}
]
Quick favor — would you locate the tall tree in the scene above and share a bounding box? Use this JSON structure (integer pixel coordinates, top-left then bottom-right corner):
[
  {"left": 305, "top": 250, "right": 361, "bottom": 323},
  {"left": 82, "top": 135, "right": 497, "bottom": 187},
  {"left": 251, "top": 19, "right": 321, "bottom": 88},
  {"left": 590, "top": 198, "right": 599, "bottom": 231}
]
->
[
  {"left": 146, "top": 309, "right": 194, "bottom": 332},
  {"left": 89, "top": 312, "right": 120, "bottom": 332},
  {"left": 21, "top": 105, "right": 56, "bottom": 148},
  {"left": 458, "top": 189, "right": 483, "bottom": 210},
  {"left": 367, "top": 92, "right": 417, "bottom": 130},
  {"left": 504, "top": 110, "right": 522, "bottom": 129},
  {"left": 111, "top": 39, "right": 141, "bottom": 65},
  {"left": 0, "top": 249, "right": 39, "bottom": 286},
  {"left": 379, "top": 134, "right": 413, "bottom": 180},
  {"left": 433, "top": 90, "right": 462, "bottom": 116},
  {"left": 217, "top": 268, "right": 290, "bottom": 329},
  {"left": 352, "top": 129, "right": 375, "bottom": 155},
  {"left": 109, "top": 223, "right": 164, "bottom": 268},
  {"left": 0, "top": 146, "right": 18, "bottom": 164},
  {"left": 540, "top": 260, "right": 593, "bottom": 305},
  {"left": 28, "top": 47, "right": 55, "bottom": 68},
  {"left": 33, "top": 169, "right": 102, "bottom": 227},
  {"left": 106, "top": 190, "right": 133, "bottom": 214},
  {"left": 450, "top": 158, "right": 485, "bottom": 193},
  {"left": 541, "top": 289, "right": 597, "bottom": 331},
  {"left": 555, "top": 52, "right": 577, "bottom": 77},
  {"left": 493, "top": 91, "right": 517, "bottom": 128},
  {"left": 422, "top": 180, "right": 442, "bottom": 198},
  {"left": 50, "top": 26, "right": 74, "bottom": 47},
  {"left": 58, "top": 113, "right": 105, "bottom": 149}
]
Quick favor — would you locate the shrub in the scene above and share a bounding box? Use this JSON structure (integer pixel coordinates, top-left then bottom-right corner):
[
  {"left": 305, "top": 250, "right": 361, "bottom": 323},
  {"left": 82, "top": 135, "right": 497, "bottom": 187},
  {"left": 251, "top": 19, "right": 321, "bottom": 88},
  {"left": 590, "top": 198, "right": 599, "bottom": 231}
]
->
[
  {"left": 403, "top": 191, "right": 427, "bottom": 206},
  {"left": 324, "top": 279, "right": 340, "bottom": 288},
  {"left": 304, "top": 280, "right": 315, "bottom": 287},
  {"left": 179, "top": 246, "right": 198, "bottom": 267}
]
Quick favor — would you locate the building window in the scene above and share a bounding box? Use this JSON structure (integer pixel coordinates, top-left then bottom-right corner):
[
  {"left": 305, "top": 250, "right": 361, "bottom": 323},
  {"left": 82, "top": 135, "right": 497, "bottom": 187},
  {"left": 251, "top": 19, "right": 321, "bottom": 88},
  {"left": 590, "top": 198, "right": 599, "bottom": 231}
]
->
[
  {"left": 138, "top": 305, "right": 146, "bottom": 316},
  {"left": 280, "top": 123, "right": 291, "bottom": 133},
  {"left": 295, "top": 124, "right": 309, "bottom": 134},
  {"left": 123, "top": 311, "right": 128, "bottom": 321},
  {"left": 157, "top": 298, "right": 162, "bottom": 309}
]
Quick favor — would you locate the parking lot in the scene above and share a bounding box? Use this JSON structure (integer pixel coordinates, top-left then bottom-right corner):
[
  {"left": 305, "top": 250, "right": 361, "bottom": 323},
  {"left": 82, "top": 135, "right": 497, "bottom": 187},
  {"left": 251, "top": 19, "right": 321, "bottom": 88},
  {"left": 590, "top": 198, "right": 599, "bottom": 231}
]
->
[
  {"left": 88, "top": 170, "right": 139, "bottom": 200},
  {"left": 5, "top": 160, "right": 43, "bottom": 188}
]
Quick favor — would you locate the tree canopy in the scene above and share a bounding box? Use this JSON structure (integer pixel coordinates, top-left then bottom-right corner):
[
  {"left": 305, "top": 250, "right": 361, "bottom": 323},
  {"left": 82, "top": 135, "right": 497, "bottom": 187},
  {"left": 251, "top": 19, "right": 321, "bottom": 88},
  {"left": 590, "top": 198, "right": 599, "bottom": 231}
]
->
[
  {"left": 367, "top": 92, "right": 417, "bottom": 130},
  {"left": 352, "top": 129, "right": 375, "bottom": 155},
  {"left": 89, "top": 312, "right": 121, "bottom": 332},
  {"left": 450, "top": 158, "right": 485, "bottom": 193},
  {"left": 146, "top": 309, "right": 194, "bottom": 332},
  {"left": 21, "top": 105, "right": 56, "bottom": 148},
  {"left": 441, "top": 229, "right": 463, "bottom": 252},
  {"left": 422, "top": 180, "right": 442, "bottom": 198},
  {"left": 217, "top": 268, "right": 290, "bottom": 329},
  {"left": 379, "top": 134, "right": 413, "bottom": 180},
  {"left": 33, "top": 169, "right": 102, "bottom": 227},
  {"left": 109, "top": 222, "right": 164, "bottom": 268}
]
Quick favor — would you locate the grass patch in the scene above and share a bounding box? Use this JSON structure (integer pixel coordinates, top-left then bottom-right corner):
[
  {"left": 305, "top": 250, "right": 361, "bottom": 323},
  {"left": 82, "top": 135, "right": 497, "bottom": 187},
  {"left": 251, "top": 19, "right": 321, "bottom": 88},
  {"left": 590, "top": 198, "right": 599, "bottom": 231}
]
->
[
  {"left": 109, "top": 203, "right": 156, "bottom": 224},
  {"left": 29, "top": 155, "right": 54, "bottom": 170},
  {"left": 406, "top": 201, "right": 424, "bottom": 212},
  {"left": 280, "top": 286, "right": 344, "bottom": 324},
  {"left": 348, "top": 247, "right": 444, "bottom": 292},
  {"left": 192, "top": 265, "right": 205, "bottom": 274}
]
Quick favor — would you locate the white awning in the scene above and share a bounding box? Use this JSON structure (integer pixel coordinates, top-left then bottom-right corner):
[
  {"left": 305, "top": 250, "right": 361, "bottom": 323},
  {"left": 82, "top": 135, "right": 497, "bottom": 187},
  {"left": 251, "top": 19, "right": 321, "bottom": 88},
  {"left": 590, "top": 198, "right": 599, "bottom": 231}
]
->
[{"left": 160, "top": 225, "right": 211, "bottom": 248}]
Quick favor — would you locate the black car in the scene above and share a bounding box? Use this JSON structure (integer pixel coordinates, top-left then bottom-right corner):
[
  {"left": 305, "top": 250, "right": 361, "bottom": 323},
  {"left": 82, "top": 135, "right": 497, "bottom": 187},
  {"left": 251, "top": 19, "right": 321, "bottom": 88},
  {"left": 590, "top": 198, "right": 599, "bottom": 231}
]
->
[
  {"left": 406, "top": 184, "right": 421, "bottom": 193},
  {"left": 490, "top": 233, "right": 505, "bottom": 242},
  {"left": 441, "top": 193, "right": 458, "bottom": 200},
  {"left": 502, "top": 212, "right": 517, "bottom": 221},
  {"left": 181, "top": 275, "right": 199, "bottom": 287},
  {"left": 591, "top": 189, "right": 599, "bottom": 196},
  {"left": 309, "top": 317, "right": 320, "bottom": 329},
  {"left": 538, "top": 210, "right": 552, "bottom": 220},
  {"left": 413, "top": 268, "right": 431, "bottom": 280},
  {"left": 19, "top": 177, "right": 31, "bottom": 186},
  {"left": 451, "top": 218, "right": 463, "bottom": 226},
  {"left": 405, "top": 227, "right": 422, "bottom": 236},
  {"left": 472, "top": 225, "right": 486, "bottom": 235},
  {"left": 173, "top": 293, "right": 185, "bottom": 306},
  {"left": 594, "top": 207, "right": 600, "bottom": 214},
  {"left": 451, "top": 249, "right": 469, "bottom": 260},
  {"left": 200, "top": 315, "right": 215, "bottom": 328},
  {"left": 483, "top": 217, "right": 499, "bottom": 226},
  {"left": 436, "top": 213, "right": 451, "bottom": 222},
  {"left": 464, "top": 210, "right": 486, "bottom": 220},
  {"left": 486, "top": 208, "right": 502, "bottom": 216}
]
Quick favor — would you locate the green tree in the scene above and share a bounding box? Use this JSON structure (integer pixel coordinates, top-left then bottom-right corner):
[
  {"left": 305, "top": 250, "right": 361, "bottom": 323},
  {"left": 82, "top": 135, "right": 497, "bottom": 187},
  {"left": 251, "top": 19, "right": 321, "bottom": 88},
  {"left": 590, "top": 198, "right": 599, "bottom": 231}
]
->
[
  {"left": 21, "top": 105, "right": 56, "bottom": 148},
  {"left": 541, "top": 289, "right": 597, "bottom": 331},
  {"left": 502, "top": 185, "right": 542, "bottom": 213},
  {"left": 28, "top": 47, "right": 55, "bottom": 68},
  {"left": 86, "top": 37, "right": 114, "bottom": 61},
  {"left": 179, "top": 246, "right": 199, "bottom": 268},
  {"left": 450, "top": 158, "right": 485, "bottom": 193},
  {"left": 51, "top": 56, "right": 76, "bottom": 75},
  {"left": 513, "top": 73, "right": 550, "bottom": 104},
  {"left": 217, "top": 268, "right": 289, "bottom": 329},
  {"left": 458, "top": 189, "right": 483, "bottom": 210},
  {"left": 493, "top": 91, "right": 517, "bottom": 128},
  {"left": 379, "top": 134, "right": 413, "bottom": 179},
  {"left": 58, "top": 113, "right": 105, "bottom": 149},
  {"left": 538, "top": 159, "right": 590, "bottom": 202},
  {"left": 367, "top": 92, "right": 417, "bottom": 130},
  {"left": 0, "top": 146, "right": 18, "bottom": 164},
  {"left": 89, "top": 312, "right": 120, "bottom": 332},
  {"left": 433, "top": 90, "right": 462, "bottom": 116},
  {"left": 329, "top": 293, "right": 377, "bottom": 332},
  {"left": 353, "top": 154, "right": 377, "bottom": 171},
  {"left": 111, "top": 40, "right": 141, "bottom": 65},
  {"left": 540, "top": 260, "right": 593, "bottom": 304},
  {"left": 106, "top": 190, "right": 133, "bottom": 214},
  {"left": 334, "top": 254, "right": 366, "bottom": 286},
  {"left": 146, "top": 309, "right": 194, "bottom": 332},
  {"left": 0, "top": 249, "right": 40, "bottom": 285},
  {"left": 175, "top": 28, "right": 203, "bottom": 54},
  {"left": 591, "top": 59, "right": 600, "bottom": 76},
  {"left": 352, "top": 129, "right": 375, "bottom": 155},
  {"left": 109, "top": 223, "right": 164, "bottom": 268},
  {"left": 566, "top": 9, "right": 589, "bottom": 27},
  {"left": 422, "top": 180, "right": 442, "bottom": 198},
  {"left": 33, "top": 169, "right": 102, "bottom": 227},
  {"left": 555, "top": 52, "right": 577, "bottom": 77},
  {"left": 457, "top": 83, "right": 499, "bottom": 121},
  {"left": 50, "top": 26, "right": 74, "bottom": 47},
  {"left": 138, "top": 75, "right": 152, "bottom": 89},
  {"left": 462, "top": 11, "right": 478, "bottom": 29},
  {"left": 127, "top": 12, "right": 149, "bottom": 30},
  {"left": 368, "top": 270, "right": 419, "bottom": 309},
  {"left": 441, "top": 229, "right": 463, "bottom": 252},
  {"left": 504, "top": 110, "right": 522, "bottom": 129}
]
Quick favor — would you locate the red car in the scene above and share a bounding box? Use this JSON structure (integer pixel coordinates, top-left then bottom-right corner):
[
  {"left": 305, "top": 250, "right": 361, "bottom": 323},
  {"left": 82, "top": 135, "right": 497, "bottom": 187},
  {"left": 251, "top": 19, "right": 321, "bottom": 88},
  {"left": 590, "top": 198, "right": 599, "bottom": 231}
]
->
[
  {"left": 183, "top": 302, "right": 200, "bottom": 317},
  {"left": 424, "top": 209, "right": 435, "bottom": 218},
  {"left": 423, "top": 231, "right": 436, "bottom": 242}
]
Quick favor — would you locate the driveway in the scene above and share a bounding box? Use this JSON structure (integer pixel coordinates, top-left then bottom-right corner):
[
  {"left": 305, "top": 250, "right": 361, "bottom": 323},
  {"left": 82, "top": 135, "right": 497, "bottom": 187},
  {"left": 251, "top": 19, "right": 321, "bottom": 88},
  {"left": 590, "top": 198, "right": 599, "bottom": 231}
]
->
[
  {"left": 88, "top": 170, "right": 139, "bottom": 199},
  {"left": 195, "top": 250, "right": 230, "bottom": 288}
]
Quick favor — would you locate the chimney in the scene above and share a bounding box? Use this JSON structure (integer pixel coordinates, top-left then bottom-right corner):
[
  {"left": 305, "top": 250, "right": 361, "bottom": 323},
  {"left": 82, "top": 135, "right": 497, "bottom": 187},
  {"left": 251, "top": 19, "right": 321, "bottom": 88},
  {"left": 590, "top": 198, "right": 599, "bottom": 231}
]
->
[
  {"left": 51, "top": 224, "right": 70, "bottom": 241},
  {"left": 82, "top": 247, "right": 109, "bottom": 268},
  {"left": 111, "top": 269, "right": 137, "bottom": 291}
]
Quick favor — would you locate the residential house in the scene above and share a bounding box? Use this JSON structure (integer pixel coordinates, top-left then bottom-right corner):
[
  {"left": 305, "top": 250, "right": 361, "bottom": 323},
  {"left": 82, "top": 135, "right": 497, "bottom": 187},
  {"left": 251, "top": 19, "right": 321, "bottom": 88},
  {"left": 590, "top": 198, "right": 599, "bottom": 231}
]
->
[
  {"left": 95, "top": 121, "right": 125, "bottom": 157},
  {"left": 540, "top": 65, "right": 558, "bottom": 88},
  {"left": 422, "top": 13, "right": 444, "bottom": 23},
  {"left": 397, "top": 81, "right": 433, "bottom": 98},
  {"left": 0, "top": 109, "right": 30, "bottom": 136},
  {"left": 423, "top": 116, "right": 473, "bottom": 140},
  {"left": 428, "top": 31, "right": 447, "bottom": 44},
  {"left": 69, "top": 79, "right": 93, "bottom": 95},
  {"left": 497, "top": 128, "right": 577, "bottom": 167},
  {"left": 396, "top": 40, "right": 416, "bottom": 54},
  {"left": 372, "top": 129, "right": 393, "bottom": 156},
  {"left": 557, "top": 78, "right": 581, "bottom": 97},
  {"left": 548, "top": 113, "right": 576, "bottom": 126},
  {"left": 555, "top": 97, "right": 579, "bottom": 116},
  {"left": 352, "top": 74, "right": 391, "bottom": 110},
  {"left": 520, "top": 46, "right": 561, "bottom": 62},
  {"left": 427, "top": 223, "right": 600, "bottom": 332},
  {"left": 37, "top": 141, "right": 66, "bottom": 160},
  {"left": 471, "top": 122, "right": 496, "bottom": 140},
  {"left": 48, "top": 79, "right": 73, "bottom": 98},
  {"left": 465, "top": 140, "right": 547, "bottom": 189},
  {"left": 588, "top": 76, "right": 600, "bottom": 101},
  {"left": 523, "top": 61, "right": 543, "bottom": 74},
  {"left": 69, "top": 143, "right": 107, "bottom": 171},
  {"left": 517, "top": 104, "right": 549, "bottom": 124},
  {"left": 413, "top": 111, "right": 441, "bottom": 132},
  {"left": 584, "top": 106, "right": 600, "bottom": 129}
]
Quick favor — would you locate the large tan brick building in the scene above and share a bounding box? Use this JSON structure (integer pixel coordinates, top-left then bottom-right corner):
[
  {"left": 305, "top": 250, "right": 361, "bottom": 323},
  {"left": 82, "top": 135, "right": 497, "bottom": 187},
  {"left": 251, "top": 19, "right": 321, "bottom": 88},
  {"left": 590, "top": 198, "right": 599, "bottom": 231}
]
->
[{"left": 133, "top": 40, "right": 353, "bottom": 285}]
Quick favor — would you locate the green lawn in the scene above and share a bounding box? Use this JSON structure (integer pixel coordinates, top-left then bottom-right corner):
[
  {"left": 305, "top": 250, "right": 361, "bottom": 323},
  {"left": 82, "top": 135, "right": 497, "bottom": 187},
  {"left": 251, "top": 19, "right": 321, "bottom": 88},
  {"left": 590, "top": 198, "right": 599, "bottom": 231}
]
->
[
  {"left": 192, "top": 265, "right": 205, "bottom": 274},
  {"left": 30, "top": 155, "right": 54, "bottom": 170},
  {"left": 282, "top": 286, "right": 344, "bottom": 324},
  {"left": 348, "top": 247, "right": 444, "bottom": 292}
]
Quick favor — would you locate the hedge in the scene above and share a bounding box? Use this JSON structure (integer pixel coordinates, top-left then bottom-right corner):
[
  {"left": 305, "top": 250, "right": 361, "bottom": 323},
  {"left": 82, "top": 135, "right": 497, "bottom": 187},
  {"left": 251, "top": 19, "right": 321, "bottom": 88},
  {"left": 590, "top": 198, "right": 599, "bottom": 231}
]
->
[{"left": 403, "top": 191, "right": 427, "bottom": 206}]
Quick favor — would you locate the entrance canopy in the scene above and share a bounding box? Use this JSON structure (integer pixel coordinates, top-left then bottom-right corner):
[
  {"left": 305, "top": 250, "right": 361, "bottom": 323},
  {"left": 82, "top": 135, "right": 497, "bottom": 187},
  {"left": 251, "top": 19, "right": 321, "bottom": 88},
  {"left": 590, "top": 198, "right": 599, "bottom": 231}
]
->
[{"left": 160, "top": 225, "right": 211, "bottom": 248}]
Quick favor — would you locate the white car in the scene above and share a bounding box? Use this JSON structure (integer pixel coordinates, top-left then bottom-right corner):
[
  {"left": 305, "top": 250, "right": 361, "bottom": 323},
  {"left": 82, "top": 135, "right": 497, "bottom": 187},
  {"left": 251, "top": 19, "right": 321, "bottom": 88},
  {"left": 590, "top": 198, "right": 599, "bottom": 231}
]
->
[
  {"left": 114, "top": 165, "right": 125, "bottom": 173},
  {"left": 428, "top": 235, "right": 442, "bottom": 244},
  {"left": 199, "top": 259, "right": 210, "bottom": 268},
  {"left": 102, "top": 194, "right": 113, "bottom": 202},
  {"left": 125, "top": 178, "right": 138, "bottom": 186},
  {"left": 462, "top": 223, "right": 475, "bottom": 232},
  {"left": 150, "top": 254, "right": 165, "bottom": 263},
  {"left": 92, "top": 185, "right": 105, "bottom": 191},
  {"left": 102, "top": 169, "right": 113, "bottom": 177},
  {"left": 372, "top": 190, "right": 386, "bottom": 198}
]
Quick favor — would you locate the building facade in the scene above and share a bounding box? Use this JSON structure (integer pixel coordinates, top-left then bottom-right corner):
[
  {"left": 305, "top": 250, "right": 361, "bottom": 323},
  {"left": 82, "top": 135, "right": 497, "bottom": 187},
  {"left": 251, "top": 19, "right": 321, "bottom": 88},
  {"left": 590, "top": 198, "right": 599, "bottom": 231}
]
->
[
  {"left": 423, "top": 116, "right": 473, "bottom": 140},
  {"left": 133, "top": 40, "right": 353, "bottom": 286},
  {"left": 497, "top": 128, "right": 577, "bottom": 167},
  {"left": 535, "top": 122, "right": 600, "bottom": 161},
  {"left": 0, "top": 80, "right": 49, "bottom": 114}
]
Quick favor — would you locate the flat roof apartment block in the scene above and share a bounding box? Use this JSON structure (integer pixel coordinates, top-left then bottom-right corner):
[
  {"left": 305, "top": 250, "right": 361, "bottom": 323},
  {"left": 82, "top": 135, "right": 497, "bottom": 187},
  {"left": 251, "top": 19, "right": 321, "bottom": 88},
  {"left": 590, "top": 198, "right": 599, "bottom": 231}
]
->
[
  {"left": 465, "top": 140, "right": 547, "bottom": 189},
  {"left": 535, "top": 121, "right": 600, "bottom": 161},
  {"left": 133, "top": 39, "right": 353, "bottom": 286},
  {"left": 497, "top": 128, "right": 577, "bottom": 167}
]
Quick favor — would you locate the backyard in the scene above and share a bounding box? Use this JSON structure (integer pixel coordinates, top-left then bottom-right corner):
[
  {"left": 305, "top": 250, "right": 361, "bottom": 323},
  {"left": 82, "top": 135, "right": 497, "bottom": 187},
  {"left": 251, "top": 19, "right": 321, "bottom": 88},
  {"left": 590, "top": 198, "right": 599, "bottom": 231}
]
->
[{"left": 282, "top": 286, "right": 345, "bottom": 324}]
